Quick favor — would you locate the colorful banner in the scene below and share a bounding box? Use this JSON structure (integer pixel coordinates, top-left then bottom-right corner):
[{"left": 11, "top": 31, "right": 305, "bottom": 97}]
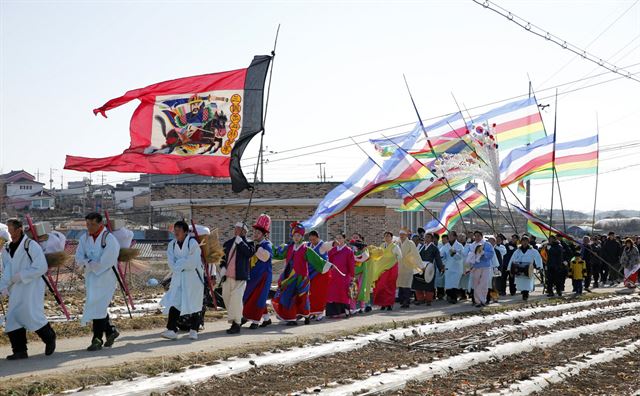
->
[
  {"left": 370, "top": 96, "right": 547, "bottom": 159},
  {"left": 302, "top": 129, "right": 429, "bottom": 229},
  {"left": 499, "top": 134, "right": 598, "bottom": 187},
  {"left": 65, "top": 56, "right": 272, "bottom": 192},
  {"left": 395, "top": 176, "right": 469, "bottom": 212},
  {"left": 423, "top": 186, "right": 489, "bottom": 235},
  {"left": 514, "top": 206, "right": 577, "bottom": 242}
]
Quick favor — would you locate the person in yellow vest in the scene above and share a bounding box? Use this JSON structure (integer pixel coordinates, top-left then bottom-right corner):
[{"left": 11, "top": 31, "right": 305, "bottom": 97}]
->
[{"left": 568, "top": 253, "right": 587, "bottom": 296}]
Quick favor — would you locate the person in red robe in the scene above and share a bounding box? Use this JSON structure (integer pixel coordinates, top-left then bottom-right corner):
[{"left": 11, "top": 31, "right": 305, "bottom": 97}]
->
[
  {"left": 325, "top": 233, "right": 356, "bottom": 318},
  {"left": 307, "top": 231, "right": 332, "bottom": 321},
  {"left": 272, "top": 222, "right": 329, "bottom": 326}
]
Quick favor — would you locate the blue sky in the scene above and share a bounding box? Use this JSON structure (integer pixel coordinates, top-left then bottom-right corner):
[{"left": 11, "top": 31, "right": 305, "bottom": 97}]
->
[{"left": 1, "top": 0, "right": 639, "bottom": 211}]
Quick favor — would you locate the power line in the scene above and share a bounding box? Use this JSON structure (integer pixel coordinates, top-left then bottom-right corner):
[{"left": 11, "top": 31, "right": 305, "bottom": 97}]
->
[
  {"left": 538, "top": 0, "right": 640, "bottom": 87},
  {"left": 240, "top": 62, "right": 640, "bottom": 166},
  {"left": 472, "top": 0, "right": 640, "bottom": 83},
  {"left": 38, "top": 62, "right": 640, "bottom": 189}
]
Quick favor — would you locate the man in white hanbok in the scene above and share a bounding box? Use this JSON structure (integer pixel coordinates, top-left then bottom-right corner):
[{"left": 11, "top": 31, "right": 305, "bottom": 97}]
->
[
  {"left": 0, "top": 219, "right": 56, "bottom": 360},
  {"left": 507, "top": 235, "right": 543, "bottom": 301},
  {"left": 441, "top": 231, "right": 464, "bottom": 304},
  {"left": 160, "top": 221, "right": 204, "bottom": 341},
  {"left": 75, "top": 212, "right": 120, "bottom": 351}
]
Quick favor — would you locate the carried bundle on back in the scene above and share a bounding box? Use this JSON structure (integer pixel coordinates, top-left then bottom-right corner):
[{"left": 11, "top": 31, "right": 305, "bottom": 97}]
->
[
  {"left": 199, "top": 228, "right": 224, "bottom": 264},
  {"left": 45, "top": 251, "right": 72, "bottom": 269},
  {"left": 118, "top": 248, "right": 140, "bottom": 262}
]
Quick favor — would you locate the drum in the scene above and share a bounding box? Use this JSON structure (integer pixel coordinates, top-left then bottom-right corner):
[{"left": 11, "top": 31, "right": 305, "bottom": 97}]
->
[{"left": 423, "top": 262, "right": 435, "bottom": 283}]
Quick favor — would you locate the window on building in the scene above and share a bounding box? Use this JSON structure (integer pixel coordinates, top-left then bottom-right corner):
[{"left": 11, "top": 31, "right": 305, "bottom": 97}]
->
[
  {"left": 401, "top": 211, "right": 426, "bottom": 233},
  {"left": 316, "top": 223, "right": 329, "bottom": 241},
  {"left": 269, "top": 220, "right": 329, "bottom": 247}
]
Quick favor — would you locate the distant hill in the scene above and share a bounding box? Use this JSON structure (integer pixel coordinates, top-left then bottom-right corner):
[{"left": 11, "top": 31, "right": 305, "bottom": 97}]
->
[{"left": 596, "top": 210, "right": 640, "bottom": 219}]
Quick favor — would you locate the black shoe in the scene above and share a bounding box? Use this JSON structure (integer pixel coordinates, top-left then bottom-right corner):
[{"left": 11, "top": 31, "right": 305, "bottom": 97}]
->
[
  {"left": 240, "top": 318, "right": 247, "bottom": 326},
  {"left": 226, "top": 322, "right": 241, "bottom": 334},
  {"left": 7, "top": 351, "right": 29, "bottom": 360},
  {"left": 557, "top": 292, "right": 563, "bottom": 297},
  {"left": 547, "top": 294, "right": 554, "bottom": 297},
  {"left": 401, "top": 303, "right": 410, "bottom": 309},
  {"left": 249, "top": 323, "right": 260, "bottom": 330},
  {"left": 304, "top": 317, "right": 311, "bottom": 325},
  {"left": 387, "top": 306, "right": 393, "bottom": 311},
  {"left": 6, "top": 351, "right": 28, "bottom": 360},
  {"left": 380, "top": 306, "right": 387, "bottom": 311},
  {"left": 87, "top": 338, "right": 103, "bottom": 351},
  {"left": 45, "top": 335, "right": 56, "bottom": 356},
  {"left": 104, "top": 329, "right": 119, "bottom": 348},
  {"left": 364, "top": 306, "right": 372, "bottom": 313},
  {"left": 285, "top": 321, "right": 298, "bottom": 326},
  {"left": 259, "top": 319, "right": 272, "bottom": 328},
  {"left": 594, "top": 282, "right": 599, "bottom": 288}
]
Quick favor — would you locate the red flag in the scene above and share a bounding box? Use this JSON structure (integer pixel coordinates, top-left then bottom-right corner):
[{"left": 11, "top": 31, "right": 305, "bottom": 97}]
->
[{"left": 65, "top": 55, "right": 272, "bottom": 192}]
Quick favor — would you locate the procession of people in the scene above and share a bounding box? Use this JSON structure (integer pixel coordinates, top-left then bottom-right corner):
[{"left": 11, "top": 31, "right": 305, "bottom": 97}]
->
[{"left": 1, "top": 212, "right": 637, "bottom": 359}]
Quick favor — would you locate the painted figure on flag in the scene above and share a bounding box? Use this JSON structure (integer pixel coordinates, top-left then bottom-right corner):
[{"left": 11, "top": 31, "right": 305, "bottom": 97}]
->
[{"left": 149, "top": 91, "right": 241, "bottom": 156}]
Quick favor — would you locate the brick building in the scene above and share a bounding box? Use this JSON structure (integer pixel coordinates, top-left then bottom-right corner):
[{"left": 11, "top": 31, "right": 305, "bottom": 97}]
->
[
  {"left": 150, "top": 181, "right": 520, "bottom": 246},
  {"left": 150, "top": 181, "right": 451, "bottom": 246}
]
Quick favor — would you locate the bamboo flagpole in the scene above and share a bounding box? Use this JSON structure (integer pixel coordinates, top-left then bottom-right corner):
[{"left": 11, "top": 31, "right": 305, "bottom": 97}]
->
[
  {"left": 190, "top": 219, "right": 218, "bottom": 310},
  {"left": 242, "top": 24, "right": 280, "bottom": 226},
  {"left": 25, "top": 215, "right": 71, "bottom": 320},
  {"left": 402, "top": 75, "right": 474, "bottom": 235},
  {"left": 548, "top": 90, "right": 558, "bottom": 237},
  {"left": 550, "top": 89, "right": 568, "bottom": 234},
  {"left": 591, "top": 114, "right": 600, "bottom": 233},
  {"left": 104, "top": 210, "right": 135, "bottom": 317}
]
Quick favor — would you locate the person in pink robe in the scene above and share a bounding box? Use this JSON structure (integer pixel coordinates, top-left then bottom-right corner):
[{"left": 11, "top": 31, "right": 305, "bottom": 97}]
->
[{"left": 325, "top": 233, "right": 356, "bottom": 318}]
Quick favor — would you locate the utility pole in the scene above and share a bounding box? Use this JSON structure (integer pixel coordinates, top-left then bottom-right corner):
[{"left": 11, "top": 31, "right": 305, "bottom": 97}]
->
[
  {"left": 260, "top": 140, "right": 264, "bottom": 183},
  {"left": 316, "top": 162, "right": 326, "bottom": 182},
  {"left": 49, "top": 168, "right": 57, "bottom": 191},
  {"left": 148, "top": 176, "right": 153, "bottom": 230},
  {"left": 35, "top": 168, "right": 45, "bottom": 183}
]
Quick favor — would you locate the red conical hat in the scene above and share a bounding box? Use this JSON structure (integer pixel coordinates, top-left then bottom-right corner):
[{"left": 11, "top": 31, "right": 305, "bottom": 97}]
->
[{"left": 253, "top": 214, "right": 271, "bottom": 234}]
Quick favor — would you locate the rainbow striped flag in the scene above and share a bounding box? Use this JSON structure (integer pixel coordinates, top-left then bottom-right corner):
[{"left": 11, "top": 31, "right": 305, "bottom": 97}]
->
[
  {"left": 514, "top": 206, "right": 577, "bottom": 242},
  {"left": 528, "top": 135, "right": 598, "bottom": 180},
  {"left": 473, "top": 97, "right": 546, "bottom": 153},
  {"left": 396, "top": 176, "right": 470, "bottom": 211},
  {"left": 423, "top": 186, "right": 489, "bottom": 235},
  {"left": 499, "top": 134, "right": 598, "bottom": 187},
  {"left": 302, "top": 129, "right": 429, "bottom": 230},
  {"left": 517, "top": 180, "right": 527, "bottom": 194},
  {"left": 370, "top": 96, "right": 547, "bottom": 159}
]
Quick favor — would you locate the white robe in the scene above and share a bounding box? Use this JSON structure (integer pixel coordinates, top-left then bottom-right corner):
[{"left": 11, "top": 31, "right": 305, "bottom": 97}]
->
[
  {"left": 459, "top": 242, "right": 476, "bottom": 291},
  {"left": 0, "top": 237, "right": 48, "bottom": 332},
  {"left": 160, "top": 237, "right": 204, "bottom": 316},
  {"left": 507, "top": 247, "right": 543, "bottom": 292},
  {"left": 441, "top": 241, "right": 464, "bottom": 290},
  {"left": 75, "top": 228, "right": 120, "bottom": 325}
]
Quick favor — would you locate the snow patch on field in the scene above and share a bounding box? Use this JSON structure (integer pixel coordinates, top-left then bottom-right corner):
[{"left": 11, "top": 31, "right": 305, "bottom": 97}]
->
[
  {"left": 321, "top": 316, "right": 640, "bottom": 395},
  {"left": 485, "top": 339, "right": 640, "bottom": 395},
  {"left": 67, "top": 296, "right": 636, "bottom": 396}
]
